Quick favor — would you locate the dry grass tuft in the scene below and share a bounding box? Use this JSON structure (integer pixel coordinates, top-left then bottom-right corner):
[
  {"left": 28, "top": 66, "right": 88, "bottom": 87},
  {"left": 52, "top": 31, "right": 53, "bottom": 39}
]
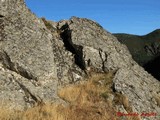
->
[
  {"left": 57, "top": 72, "right": 119, "bottom": 120},
  {"left": 0, "top": 104, "right": 67, "bottom": 120},
  {"left": 0, "top": 72, "right": 141, "bottom": 120}
]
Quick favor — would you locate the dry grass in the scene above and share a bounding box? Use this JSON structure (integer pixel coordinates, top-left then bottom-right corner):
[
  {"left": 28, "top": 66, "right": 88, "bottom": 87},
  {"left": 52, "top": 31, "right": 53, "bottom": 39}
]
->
[
  {"left": 0, "top": 104, "right": 65, "bottom": 120},
  {"left": 57, "top": 72, "right": 118, "bottom": 120},
  {"left": 0, "top": 72, "right": 141, "bottom": 120}
]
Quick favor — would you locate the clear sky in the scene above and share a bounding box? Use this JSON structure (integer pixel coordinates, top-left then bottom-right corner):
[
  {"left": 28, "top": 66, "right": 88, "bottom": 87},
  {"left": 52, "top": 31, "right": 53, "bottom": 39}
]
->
[{"left": 25, "top": 0, "right": 160, "bottom": 35}]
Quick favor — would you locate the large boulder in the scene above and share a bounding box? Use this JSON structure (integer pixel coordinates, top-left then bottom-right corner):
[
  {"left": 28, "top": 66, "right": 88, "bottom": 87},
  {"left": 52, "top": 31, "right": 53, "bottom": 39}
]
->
[
  {"left": 57, "top": 17, "right": 160, "bottom": 116},
  {"left": 0, "top": 0, "right": 83, "bottom": 109}
]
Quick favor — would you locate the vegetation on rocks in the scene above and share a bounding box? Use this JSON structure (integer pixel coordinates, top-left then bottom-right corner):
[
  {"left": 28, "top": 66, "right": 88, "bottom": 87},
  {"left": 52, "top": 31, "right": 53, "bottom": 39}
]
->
[{"left": 0, "top": 72, "right": 141, "bottom": 120}]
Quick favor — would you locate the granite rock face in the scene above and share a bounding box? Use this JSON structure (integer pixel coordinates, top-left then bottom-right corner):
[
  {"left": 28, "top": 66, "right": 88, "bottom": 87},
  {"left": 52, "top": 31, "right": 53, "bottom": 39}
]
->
[
  {"left": 0, "top": 0, "right": 159, "bottom": 117},
  {"left": 57, "top": 17, "right": 160, "bottom": 116},
  {"left": 0, "top": 0, "right": 83, "bottom": 109}
]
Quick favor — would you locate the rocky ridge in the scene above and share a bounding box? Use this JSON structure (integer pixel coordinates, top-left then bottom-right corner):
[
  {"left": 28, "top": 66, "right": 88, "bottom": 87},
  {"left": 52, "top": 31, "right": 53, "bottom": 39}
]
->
[{"left": 0, "top": 0, "right": 159, "bottom": 118}]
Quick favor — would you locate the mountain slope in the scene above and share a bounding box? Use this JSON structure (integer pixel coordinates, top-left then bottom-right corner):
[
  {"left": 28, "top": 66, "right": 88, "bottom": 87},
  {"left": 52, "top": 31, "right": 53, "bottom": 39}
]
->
[
  {"left": 114, "top": 29, "right": 160, "bottom": 80},
  {"left": 0, "top": 0, "right": 159, "bottom": 119},
  {"left": 114, "top": 29, "right": 160, "bottom": 66}
]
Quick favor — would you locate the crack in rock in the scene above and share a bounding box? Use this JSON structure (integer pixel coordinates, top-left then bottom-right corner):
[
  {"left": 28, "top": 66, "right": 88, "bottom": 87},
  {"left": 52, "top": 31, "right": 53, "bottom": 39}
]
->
[
  {"left": 60, "top": 23, "right": 86, "bottom": 71},
  {"left": 99, "top": 48, "right": 108, "bottom": 73},
  {"left": 0, "top": 51, "right": 37, "bottom": 80},
  {"left": 0, "top": 15, "right": 4, "bottom": 18},
  {"left": 15, "top": 80, "right": 44, "bottom": 106},
  {"left": 0, "top": 16, "right": 5, "bottom": 41}
]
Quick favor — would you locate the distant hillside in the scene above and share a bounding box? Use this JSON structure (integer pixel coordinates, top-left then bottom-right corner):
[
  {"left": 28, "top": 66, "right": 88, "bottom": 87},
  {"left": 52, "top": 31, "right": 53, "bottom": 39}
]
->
[
  {"left": 142, "top": 29, "right": 160, "bottom": 41},
  {"left": 144, "top": 55, "right": 160, "bottom": 80},
  {"left": 114, "top": 29, "right": 160, "bottom": 65},
  {"left": 114, "top": 29, "right": 160, "bottom": 79}
]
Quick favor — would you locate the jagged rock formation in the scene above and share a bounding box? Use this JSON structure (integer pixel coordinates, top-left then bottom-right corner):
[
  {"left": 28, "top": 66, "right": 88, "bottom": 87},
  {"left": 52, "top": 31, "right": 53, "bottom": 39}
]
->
[
  {"left": 0, "top": 0, "right": 159, "bottom": 118},
  {"left": 57, "top": 18, "right": 160, "bottom": 116},
  {"left": 0, "top": 0, "right": 83, "bottom": 109}
]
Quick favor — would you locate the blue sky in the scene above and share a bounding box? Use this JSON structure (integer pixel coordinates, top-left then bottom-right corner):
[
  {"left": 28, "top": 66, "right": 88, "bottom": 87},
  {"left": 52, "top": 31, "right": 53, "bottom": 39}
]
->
[{"left": 25, "top": 0, "right": 160, "bottom": 35}]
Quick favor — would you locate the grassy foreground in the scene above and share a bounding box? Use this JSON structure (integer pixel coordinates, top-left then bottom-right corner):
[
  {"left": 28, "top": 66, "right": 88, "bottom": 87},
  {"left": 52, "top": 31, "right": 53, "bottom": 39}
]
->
[{"left": 0, "top": 72, "right": 141, "bottom": 120}]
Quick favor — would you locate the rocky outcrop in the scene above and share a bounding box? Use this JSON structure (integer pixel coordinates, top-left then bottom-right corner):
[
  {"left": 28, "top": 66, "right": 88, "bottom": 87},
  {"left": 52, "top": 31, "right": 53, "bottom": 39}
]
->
[
  {"left": 0, "top": 0, "right": 83, "bottom": 109},
  {"left": 57, "top": 17, "right": 160, "bottom": 116},
  {"left": 0, "top": 0, "right": 159, "bottom": 118}
]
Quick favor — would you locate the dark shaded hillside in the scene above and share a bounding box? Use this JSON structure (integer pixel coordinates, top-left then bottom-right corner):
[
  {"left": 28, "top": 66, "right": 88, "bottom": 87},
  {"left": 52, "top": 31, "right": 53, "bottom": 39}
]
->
[
  {"left": 142, "top": 29, "right": 160, "bottom": 41},
  {"left": 144, "top": 56, "right": 160, "bottom": 80},
  {"left": 114, "top": 29, "right": 160, "bottom": 80}
]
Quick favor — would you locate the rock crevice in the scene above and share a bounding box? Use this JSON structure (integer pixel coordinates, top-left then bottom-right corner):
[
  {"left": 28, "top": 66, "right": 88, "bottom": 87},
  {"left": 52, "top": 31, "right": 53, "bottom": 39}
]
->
[
  {"left": 15, "top": 79, "right": 43, "bottom": 106},
  {"left": 60, "top": 23, "right": 86, "bottom": 70},
  {"left": 0, "top": 51, "right": 37, "bottom": 80}
]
